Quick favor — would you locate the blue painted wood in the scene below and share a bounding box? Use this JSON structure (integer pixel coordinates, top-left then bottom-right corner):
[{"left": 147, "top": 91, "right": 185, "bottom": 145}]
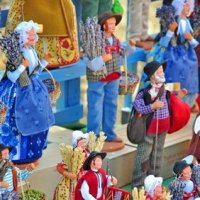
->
[{"left": 0, "top": 9, "right": 8, "bottom": 28}]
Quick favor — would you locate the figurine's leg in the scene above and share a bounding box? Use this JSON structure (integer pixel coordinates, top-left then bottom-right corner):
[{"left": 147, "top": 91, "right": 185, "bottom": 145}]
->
[
  {"left": 127, "top": 0, "right": 143, "bottom": 41},
  {"left": 87, "top": 81, "right": 105, "bottom": 137},
  {"left": 102, "top": 79, "right": 119, "bottom": 141},
  {"left": 132, "top": 134, "right": 154, "bottom": 188},
  {"left": 81, "top": 0, "right": 99, "bottom": 21},
  {"left": 141, "top": 0, "right": 151, "bottom": 41},
  {"left": 149, "top": 132, "right": 167, "bottom": 176}
]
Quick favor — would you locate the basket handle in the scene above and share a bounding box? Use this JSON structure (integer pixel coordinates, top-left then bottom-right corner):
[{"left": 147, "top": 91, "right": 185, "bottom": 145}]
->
[
  {"left": 123, "top": 49, "right": 128, "bottom": 93},
  {"left": 43, "top": 67, "right": 56, "bottom": 90}
]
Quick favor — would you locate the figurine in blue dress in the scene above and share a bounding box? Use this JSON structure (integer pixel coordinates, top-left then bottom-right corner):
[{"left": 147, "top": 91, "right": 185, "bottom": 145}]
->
[
  {"left": 0, "top": 21, "right": 55, "bottom": 164},
  {"left": 147, "top": 0, "right": 198, "bottom": 106}
]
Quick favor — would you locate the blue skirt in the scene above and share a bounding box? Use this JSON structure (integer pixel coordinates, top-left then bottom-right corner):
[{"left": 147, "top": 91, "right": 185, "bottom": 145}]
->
[
  {"left": 164, "top": 44, "right": 198, "bottom": 94},
  {"left": 0, "top": 75, "right": 55, "bottom": 163}
]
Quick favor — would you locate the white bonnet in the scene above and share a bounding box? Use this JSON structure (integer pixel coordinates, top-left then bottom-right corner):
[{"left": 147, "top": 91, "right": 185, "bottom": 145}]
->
[
  {"left": 144, "top": 175, "right": 163, "bottom": 197},
  {"left": 14, "top": 20, "right": 39, "bottom": 46},
  {"left": 172, "top": 0, "right": 194, "bottom": 16},
  {"left": 71, "top": 130, "right": 89, "bottom": 148}
]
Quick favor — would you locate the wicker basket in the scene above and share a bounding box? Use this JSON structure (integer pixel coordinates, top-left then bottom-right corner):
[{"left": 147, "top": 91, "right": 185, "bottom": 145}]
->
[
  {"left": 119, "top": 50, "right": 139, "bottom": 95},
  {"left": 42, "top": 68, "right": 61, "bottom": 107},
  {"left": 0, "top": 102, "right": 7, "bottom": 125}
]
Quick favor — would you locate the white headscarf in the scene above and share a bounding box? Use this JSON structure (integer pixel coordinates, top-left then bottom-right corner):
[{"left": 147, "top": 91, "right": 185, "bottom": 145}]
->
[
  {"left": 144, "top": 175, "right": 163, "bottom": 197},
  {"left": 14, "top": 20, "right": 39, "bottom": 46},
  {"left": 172, "top": 0, "right": 194, "bottom": 16},
  {"left": 71, "top": 130, "right": 89, "bottom": 148}
]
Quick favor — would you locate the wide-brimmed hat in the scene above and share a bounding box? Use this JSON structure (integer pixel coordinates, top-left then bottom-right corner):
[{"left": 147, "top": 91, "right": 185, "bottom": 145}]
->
[
  {"left": 71, "top": 130, "right": 89, "bottom": 148},
  {"left": 83, "top": 151, "right": 107, "bottom": 170},
  {"left": 0, "top": 143, "right": 13, "bottom": 153},
  {"left": 98, "top": 11, "right": 122, "bottom": 29},
  {"left": 144, "top": 175, "right": 163, "bottom": 197},
  {"left": 173, "top": 160, "right": 191, "bottom": 178},
  {"left": 144, "top": 61, "right": 166, "bottom": 82}
]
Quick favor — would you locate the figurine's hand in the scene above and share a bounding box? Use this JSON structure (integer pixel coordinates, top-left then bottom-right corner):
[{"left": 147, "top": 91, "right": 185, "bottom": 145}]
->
[
  {"left": 184, "top": 32, "right": 193, "bottom": 41},
  {"left": 102, "top": 53, "right": 112, "bottom": 63},
  {"left": 111, "top": 177, "right": 118, "bottom": 185},
  {"left": 43, "top": 52, "right": 53, "bottom": 63},
  {"left": 177, "top": 88, "right": 188, "bottom": 99},
  {"left": 27, "top": 160, "right": 39, "bottom": 171},
  {"left": 63, "top": 171, "right": 77, "bottom": 180},
  {"left": 151, "top": 100, "right": 164, "bottom": 110},
  {"left": 22, "top": 58, "right": 29, "bottom": 68},
  {"left": 169, "top": 22, "right": 178, "bottom": 32},
  {"left": 129, "top": 39, "right": 136, "bottom": 46},
  {"left": 0, "top": 181, "right": 9, "bottom": 188}
]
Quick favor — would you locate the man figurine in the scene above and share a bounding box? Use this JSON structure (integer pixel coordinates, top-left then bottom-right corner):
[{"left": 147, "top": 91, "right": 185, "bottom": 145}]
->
[
  {"left": 85, "top": 11, "right": 135, "bottom": 144},
  {"left": 0, "top": 143, "right": 37, "bottom": 199},
  {"left": 132, "top": 60, "right": 189, "bottom": 188},
  {"left": 75, "top": 151, "right": 117, "bottom": 199}
]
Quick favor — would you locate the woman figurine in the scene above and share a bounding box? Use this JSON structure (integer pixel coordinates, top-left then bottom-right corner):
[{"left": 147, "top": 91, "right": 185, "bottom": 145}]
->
[
  {"left": 144, "top": 175, "right": 164, "bottom": 200},
  {"left": 148, "top": 0, "right": 198, "bottom": 106},
  {"left": 0, "top": 20, "right": 54, "bottom": 164},
  {"left": 54, "top": 131, "right": 90, "bottom": 200}
]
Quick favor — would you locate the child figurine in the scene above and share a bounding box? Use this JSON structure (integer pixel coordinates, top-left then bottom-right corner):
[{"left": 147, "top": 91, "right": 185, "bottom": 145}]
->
[
  {"left": 0, "top": 143, "right": 37, "bottom": 200},
  {"left": 144, "top": 175, "right": 163, "bottom": 200},
  {"left": 54, "top": 131, "right": 90, "bottom": 200},
  {"left": 169, "top": 159, "right": 197, "bottom": 199},
  {"left": 0, "top": 20, "right": 54, "bottom": 164},
  {"left": 75, "top": 151, "right": 118, "bottom": 199}
]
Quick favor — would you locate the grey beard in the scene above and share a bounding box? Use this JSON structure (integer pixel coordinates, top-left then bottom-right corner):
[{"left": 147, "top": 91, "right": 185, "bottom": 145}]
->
[{"left": 155, "top": 75, "right": 165, "bottom": 83}]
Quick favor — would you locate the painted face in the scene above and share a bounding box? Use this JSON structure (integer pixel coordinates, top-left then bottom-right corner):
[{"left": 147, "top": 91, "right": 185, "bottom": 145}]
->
[
  {"left": 91, "top": 156, "right": 102, "bottom": 170},
  {"left": 26, "top": 28, "right": 36, "bottom": 47},
  {"left": 1, "top": 148, "right": 9, "bottom": 160},
  {"left": 180, "top": 166, "right": 192, "bottom": 181},
  {"left": 181, "top": 0, "right": 191, "bottom": 17},
  {"left": 77, "top": 138, "right": 87, "bottom": 150},
  {"left": 154, "top": 183, "right": 163, "bottom": 198},
  {"left": 152, "top": 66, "right": 165, "bottom": 83},
  {"left": 103, "top": 17, "right": 116, "bottom": 34}
]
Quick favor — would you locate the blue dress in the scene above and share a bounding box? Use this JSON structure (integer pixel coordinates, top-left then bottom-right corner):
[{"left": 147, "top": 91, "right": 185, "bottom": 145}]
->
[
  {"left": 146, "top": 18, "right": 198, "bottom": 105},
  {"left": 0, "top": 47, "right": 55, "bottom": 164}
]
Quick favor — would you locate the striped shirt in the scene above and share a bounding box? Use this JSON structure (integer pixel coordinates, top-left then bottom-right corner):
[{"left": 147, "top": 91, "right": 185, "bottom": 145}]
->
[{"left": 0, "top": 167, "right": 32, "bottom": 193}]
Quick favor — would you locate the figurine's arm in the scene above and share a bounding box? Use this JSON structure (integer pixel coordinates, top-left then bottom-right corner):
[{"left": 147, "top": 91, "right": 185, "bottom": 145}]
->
[
  {"left": 56, "top": 163, "right": 77, "bottom": 181},
  {"left": 0, "top": 181, "right": 9, "bottom": 188},
  {"left": 159, "top": 22, "right": 178, "bottom": 47},
  {"left": 133, "top": 91, "right": 154, "bottom": 114},
  {"left": 7, "top": 59, "right": 29, "bottom": 83},
  {"left": 80, "top": 180, "right": 96, "bottom": 200},
  {"left": 106, "top": 175, "right": 117, "bottom": 186},
  {"left": 83, "top": 53, "right": 112, "bottom": 71},
  {"left": 185, "top": 32, "right": 199, "bottom": 48}
]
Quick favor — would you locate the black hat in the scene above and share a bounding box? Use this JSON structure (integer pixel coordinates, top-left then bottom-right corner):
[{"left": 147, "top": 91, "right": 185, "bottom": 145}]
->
[
  {"left": 0, "top": 143, "right": 13, "bottom": 153},
  {"left": 173, "top": 160, "right": 191, "bottom": 178},
  {"left": 83, "top": 151, "right": 107, "bottom": 170},
  {"left": 144, "top": 61, "right": 166, "bottom": 82},
  {"left": 98, "top": 11, "right": 122, "bottom": 29}
]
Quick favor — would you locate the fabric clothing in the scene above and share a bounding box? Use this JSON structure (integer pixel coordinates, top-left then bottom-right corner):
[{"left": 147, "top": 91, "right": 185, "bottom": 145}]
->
[
  {"left": 81, "top": 0, "right": 112, "bottom": 22},
  {"left": 127, "top": 0, "right": 150, "bottom": 41},
  {"left": 132, "top": 132, "right": 167, "bottom": 188},
  {"left": 86, "top": 35, "right": 121, "bottom": 82},
  {"left": 0, "top": 166, "right": 31, "bottom": 193},
  {"left": 75, "top": 169, "right": 111, "bottom": 200},
  {"left": 87, "top": 79, "right": 119, "bottom": 141},
  {"left": 0, "top": 47, "right": 54, "bottom": 164}
]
